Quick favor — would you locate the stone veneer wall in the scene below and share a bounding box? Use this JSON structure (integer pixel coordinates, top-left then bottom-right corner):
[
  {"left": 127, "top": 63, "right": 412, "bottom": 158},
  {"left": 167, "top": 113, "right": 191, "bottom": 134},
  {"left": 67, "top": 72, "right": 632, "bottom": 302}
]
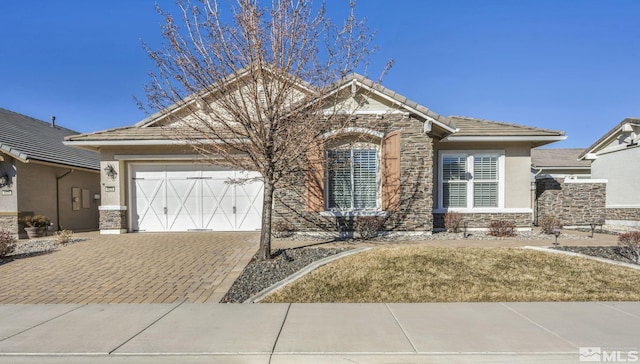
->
[
  {"left": 0, "top": 215, "right": 18, "bottom": 236},
  {"left": 99, "top": 209, "right": 127, "bottom": 231},
  {"left": 273, "top": 114, "right": 434, "bottom": 234},
  {"left": 535, "top": 178, "right": 606, "bottom": 226},
  {"left": 605, "top": 208, "right": 640, "bottom": 224},
  {"left": 433, "top": 212, "right": 532, "bottom": 230}
]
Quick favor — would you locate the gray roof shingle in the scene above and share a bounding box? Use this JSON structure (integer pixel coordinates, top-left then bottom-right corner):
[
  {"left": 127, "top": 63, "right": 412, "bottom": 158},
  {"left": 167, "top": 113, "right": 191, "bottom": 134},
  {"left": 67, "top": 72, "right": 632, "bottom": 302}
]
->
[
  {"left": 531, "top": 148, "right": 591, "bottom": 168},
  {"left": 0, "top": 108, "right": 100, "bottom": 170},
  {"left": 448, "top": 116, "right": 565, "bottom": 137}
]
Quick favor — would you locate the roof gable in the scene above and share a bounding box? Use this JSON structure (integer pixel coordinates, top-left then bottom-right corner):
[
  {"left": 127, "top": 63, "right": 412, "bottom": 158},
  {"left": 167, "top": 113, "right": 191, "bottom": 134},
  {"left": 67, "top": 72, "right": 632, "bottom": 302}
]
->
[
  {"left": 0, "top": 108, "right": 100, "bottom": 170},
  {"left": 325, "top": 74, "right": 455, "bottom": 134},
  {"left": 579, "top": 118, "right": 640, "bottom": 160}
]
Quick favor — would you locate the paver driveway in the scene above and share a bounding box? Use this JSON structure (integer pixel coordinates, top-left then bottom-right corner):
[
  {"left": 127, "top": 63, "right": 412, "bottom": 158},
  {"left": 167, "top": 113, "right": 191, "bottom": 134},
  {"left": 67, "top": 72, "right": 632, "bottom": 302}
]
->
[{"left": 0, "top": 232, "right": 259, "bottom": 304}]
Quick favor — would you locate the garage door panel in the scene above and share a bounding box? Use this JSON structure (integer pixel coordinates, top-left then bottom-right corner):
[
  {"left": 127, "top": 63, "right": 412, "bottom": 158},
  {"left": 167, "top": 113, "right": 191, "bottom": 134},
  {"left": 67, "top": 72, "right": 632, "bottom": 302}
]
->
[
  {"left": 235, "top": 180, "right": 264, "bottom": 231},
  {"left": 133, "top": 178, "right": 167, "bottom": 231},
  {"left": 166, "top": 179, "right": 200, "bottom": 230},
  {"left": 131, "top": 165, "right": 263, "bottom": 232}
]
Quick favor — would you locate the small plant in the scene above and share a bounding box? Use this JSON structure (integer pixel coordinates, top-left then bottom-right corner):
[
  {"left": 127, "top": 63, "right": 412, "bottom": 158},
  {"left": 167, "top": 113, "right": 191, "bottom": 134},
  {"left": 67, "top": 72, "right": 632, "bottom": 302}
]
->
[
  {"left": 444, "top": 212, "right": 464, "bottom": 233},
  {"left": 20, "top": 215, "right": 51, "bottom": 228},
  {"left": 0, "top": 230, "right": 17, "bottom": 258},
  {"left": 272, "top": 220, "right": 294, "bottom": 238},
  {"left": 539, "top": 215, "right": 563, "bottom": 234},
  {"left": 487, "top": 220, "right": 516, "bottom": 237},
  {"left": 56, "top": 230, "right": 74, "bottom": 245},
  {"left": 354, "top": 216, "right": 384, "bottom": 240},
  {"left": 618, "top": 231, "right": 640, "bottom": 264}
]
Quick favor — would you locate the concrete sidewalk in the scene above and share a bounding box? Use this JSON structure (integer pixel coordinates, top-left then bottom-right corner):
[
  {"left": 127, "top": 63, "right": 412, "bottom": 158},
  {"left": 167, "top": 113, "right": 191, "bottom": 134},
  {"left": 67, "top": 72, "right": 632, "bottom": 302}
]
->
[{"left": 1, "top": 302, "right": 638, "bottom": 363}]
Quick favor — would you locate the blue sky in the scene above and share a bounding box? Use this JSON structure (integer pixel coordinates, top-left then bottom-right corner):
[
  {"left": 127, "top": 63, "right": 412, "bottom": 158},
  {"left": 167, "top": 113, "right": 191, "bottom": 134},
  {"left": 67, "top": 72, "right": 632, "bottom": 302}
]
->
[{"left": 1, "top": 1, "right": 639, "bottom": 148}]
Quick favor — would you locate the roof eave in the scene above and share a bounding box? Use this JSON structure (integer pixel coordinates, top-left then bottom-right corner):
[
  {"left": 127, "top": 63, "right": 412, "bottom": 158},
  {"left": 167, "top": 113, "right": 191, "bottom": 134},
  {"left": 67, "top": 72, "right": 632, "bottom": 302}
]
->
[
  {"left": 443, "top": 135, "right": 567, "bottom": 143},
  {"left": 64, "top": 138, "right": 248, "bottom": 148},
  {"left": 0, "top": 143, "right": 29, "bottom": 162}
]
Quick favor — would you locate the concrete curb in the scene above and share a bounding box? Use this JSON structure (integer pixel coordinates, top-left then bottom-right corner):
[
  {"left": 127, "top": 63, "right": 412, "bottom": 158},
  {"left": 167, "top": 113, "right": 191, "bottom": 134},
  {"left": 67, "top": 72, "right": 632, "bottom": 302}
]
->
[
  {"left": 245, "top": 247, "right": 372, "bottom": 303},
  {"left": 523, "top": 246, "right": 640, "bottom": 270}
]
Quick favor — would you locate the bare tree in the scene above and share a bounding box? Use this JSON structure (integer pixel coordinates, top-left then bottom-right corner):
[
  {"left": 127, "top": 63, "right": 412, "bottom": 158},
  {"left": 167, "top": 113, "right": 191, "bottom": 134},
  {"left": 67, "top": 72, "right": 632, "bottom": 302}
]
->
[{"left": 140, "top": 0, "right": 383, "bottom": 259}]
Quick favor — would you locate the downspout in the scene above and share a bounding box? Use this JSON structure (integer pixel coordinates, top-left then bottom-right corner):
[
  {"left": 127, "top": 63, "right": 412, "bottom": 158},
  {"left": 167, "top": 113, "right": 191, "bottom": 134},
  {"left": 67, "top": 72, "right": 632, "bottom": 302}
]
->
[
  {"left": 56, "top": 169, "right": 74, "bottom": 231},
  {"left": 531, "top": 167, "right": 543, "bottom": 226}
]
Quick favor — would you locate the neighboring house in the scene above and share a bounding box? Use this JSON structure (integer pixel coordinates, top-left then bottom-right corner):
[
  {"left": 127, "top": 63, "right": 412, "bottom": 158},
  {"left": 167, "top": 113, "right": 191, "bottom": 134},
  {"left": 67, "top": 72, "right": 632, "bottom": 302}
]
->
[
  {"left": 65, "top": 73, "right": 565, "bottom": 235},
  {"left": 578, "top": 118, "right": 640, "bottom": 227},
  {"left": 0, "top": 108, "right": 101, "bottom": 238},
  {"left": 531, "top": 148, "right": 591, "bottom": 179}
]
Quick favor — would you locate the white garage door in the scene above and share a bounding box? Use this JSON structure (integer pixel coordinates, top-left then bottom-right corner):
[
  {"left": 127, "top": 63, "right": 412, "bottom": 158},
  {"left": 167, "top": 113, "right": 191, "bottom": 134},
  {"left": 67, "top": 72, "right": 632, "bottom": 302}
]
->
[{"left": 130, "top": 164, "right": 263, "bottom": 232}]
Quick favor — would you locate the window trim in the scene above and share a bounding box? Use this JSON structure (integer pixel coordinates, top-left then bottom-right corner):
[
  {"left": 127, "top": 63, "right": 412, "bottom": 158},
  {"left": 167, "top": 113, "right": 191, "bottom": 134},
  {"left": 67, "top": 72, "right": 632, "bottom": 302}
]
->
[
  {"left": 325, "top": 142, "right": 381, "bottom": 212},
  {"left": 438, "top": 150, "right": 505, "bottom": 211}
]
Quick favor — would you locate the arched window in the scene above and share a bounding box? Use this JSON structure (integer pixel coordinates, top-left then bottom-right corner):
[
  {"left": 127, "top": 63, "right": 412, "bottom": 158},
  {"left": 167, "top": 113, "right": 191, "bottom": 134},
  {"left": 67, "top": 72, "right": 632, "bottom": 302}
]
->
[
  {"left": 326, "top": 139, "right": 379, "bottom": 210},
  {"left": 305, "top": 129, "right": 400, "bottom": 213}
]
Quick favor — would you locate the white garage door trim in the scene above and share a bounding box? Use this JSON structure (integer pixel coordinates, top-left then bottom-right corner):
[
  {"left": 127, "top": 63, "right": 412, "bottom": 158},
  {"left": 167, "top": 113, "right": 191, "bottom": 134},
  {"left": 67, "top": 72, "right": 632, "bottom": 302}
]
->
[{"left": 129, "top": 163, "right": 264, "bottom": 232}]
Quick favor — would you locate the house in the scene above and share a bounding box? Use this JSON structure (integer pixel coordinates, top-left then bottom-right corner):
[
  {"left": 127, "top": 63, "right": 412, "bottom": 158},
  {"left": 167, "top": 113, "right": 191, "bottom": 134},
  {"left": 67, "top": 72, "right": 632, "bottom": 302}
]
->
[
  {"left": 65, "top": 73, "right": 566, "bottom": 235},
  {"left": 578, "top": 118, "right": 640, "bottom": 227},
  {"left": 0, "top": 108, "right": 101, "bottom": 238}
]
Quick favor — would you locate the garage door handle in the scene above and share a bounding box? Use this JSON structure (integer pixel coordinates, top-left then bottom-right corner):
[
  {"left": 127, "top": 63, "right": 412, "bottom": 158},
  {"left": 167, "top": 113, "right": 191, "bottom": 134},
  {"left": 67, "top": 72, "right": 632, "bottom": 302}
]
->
[
  {"left": 233, "top": 206, "right": 236, "bottom": 214},
  {"left": 164, "top": 207, "right": 168, "bottom": 214}
]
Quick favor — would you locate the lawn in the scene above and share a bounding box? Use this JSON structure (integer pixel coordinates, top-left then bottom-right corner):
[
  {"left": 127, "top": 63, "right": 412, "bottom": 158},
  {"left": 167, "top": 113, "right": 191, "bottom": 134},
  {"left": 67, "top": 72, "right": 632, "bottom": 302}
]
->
[{"left": 261, "top": 247, "right": 640, "bottom": 303}]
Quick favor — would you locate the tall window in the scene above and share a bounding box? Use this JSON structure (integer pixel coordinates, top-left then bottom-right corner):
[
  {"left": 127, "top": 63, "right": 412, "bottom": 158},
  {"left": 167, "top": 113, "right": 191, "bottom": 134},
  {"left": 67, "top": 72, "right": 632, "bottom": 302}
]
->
[
  {"left": 327, "top": 147, "right": 378, "bottom": 209},
  {"left": 440, "top": 152, "right": 502, "bottom": 209}
]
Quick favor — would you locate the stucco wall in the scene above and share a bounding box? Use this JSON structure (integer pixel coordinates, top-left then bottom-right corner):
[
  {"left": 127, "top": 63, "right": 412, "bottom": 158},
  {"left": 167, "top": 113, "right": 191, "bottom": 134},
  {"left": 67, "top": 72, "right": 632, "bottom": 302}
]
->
[
  {"left": 433, "top": 141, "right": 533, "bottom": 210},
  {"left": 15, "top": 161, "right": 100, "bottom": 233},
  {"left": 591, "top": 146, "right": 640, "bottom": 207}
]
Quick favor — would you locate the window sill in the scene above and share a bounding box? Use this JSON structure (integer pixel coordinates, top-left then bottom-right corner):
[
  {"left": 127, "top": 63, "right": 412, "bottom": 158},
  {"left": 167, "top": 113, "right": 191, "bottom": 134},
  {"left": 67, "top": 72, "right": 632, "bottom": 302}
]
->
[{"left": 320, "top": 210, "right": 389, "bottom": 217}]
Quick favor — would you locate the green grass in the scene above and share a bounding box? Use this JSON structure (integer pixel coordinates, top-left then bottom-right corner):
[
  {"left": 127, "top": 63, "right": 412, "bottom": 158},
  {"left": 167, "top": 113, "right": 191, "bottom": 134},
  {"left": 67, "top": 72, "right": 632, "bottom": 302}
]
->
[{"left": 262, "top": 247, "right": 640, "bottom": 303}]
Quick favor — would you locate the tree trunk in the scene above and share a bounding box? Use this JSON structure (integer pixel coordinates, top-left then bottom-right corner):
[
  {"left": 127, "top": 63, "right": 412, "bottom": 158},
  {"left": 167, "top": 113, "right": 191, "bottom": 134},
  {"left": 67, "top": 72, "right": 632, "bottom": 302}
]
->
[{"left": 258, "top": 180, "right": 275, "bottom": 260}]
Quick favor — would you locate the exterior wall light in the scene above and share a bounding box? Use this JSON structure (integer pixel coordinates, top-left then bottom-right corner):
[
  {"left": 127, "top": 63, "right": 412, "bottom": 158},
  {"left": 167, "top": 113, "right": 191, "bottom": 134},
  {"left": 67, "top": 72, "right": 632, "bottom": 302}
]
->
[{"left": 0, "top": 173, "right": 9, "bottom": 188}]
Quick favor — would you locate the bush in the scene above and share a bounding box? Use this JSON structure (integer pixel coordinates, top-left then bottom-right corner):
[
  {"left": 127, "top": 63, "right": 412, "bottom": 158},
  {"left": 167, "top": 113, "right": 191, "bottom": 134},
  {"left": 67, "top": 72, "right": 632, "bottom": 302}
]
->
[
  {"left": 0, "top": 230, "right": 17, "bottom": 258},
  {"left": 20, "top": 215, "right": 50, "bottom": 228},
  {"left": 539, "top": 215, "right": 563, "bottom": 234},
  {"left": 354, "top": 216, "right": 384, "bottom": 240},
  {"left": 618, "top": 231, "right": 640, "bottom": 264},
  {"left": 444, "top": 212, "right": 464, "bottom": 233},
  {"left": 56, "top": 230, "right": 74, "bottom": 245},
  {"left": 487, "top": 220, "right": 516, "bottom": 237},
  {"left": 272, "top": 220, "right": 294, "bottom": 238}
]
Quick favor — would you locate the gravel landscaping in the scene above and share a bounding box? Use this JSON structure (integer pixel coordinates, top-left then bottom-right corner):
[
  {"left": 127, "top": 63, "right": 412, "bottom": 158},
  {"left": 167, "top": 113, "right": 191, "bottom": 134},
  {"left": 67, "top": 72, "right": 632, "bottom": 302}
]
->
[
  {"left": 553, "top": 246, "right": 638, "bottom": 265},
  {"left": 221, "top": 247, "right": 352, "bottom": 303},
  {"left": 0, "top": 236, "right": 86, "bottom": 265}
]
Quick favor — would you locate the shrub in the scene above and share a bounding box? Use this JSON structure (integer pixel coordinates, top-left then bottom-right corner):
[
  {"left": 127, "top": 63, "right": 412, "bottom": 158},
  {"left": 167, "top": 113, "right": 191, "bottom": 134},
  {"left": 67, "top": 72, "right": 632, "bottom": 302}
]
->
[
  {"left": 354, "top": 216, "right": 384, "bottom": 240},
  {"left": 0, "top": 230, "right": 17, "bottom": 258},
  {"left": 487, "top": 220, "right": 516, "bottom": 237},
  {"left": 444, "top": 212, "right": 464, "bottom": 233},
  {"left": 20, "top": 215, "right": 50, "bottom": 228},
  {"left": 539, "top": 215, "right": 563, "bottom": 234},
  {"left": 56, "top": 230, "right": 74, "bottom": 245},
  {"left": 618, "top": 231, "right": 640, "bottom": 264},
  {"left": 272, "top": 220, "right": 294, "bottom": 238}
]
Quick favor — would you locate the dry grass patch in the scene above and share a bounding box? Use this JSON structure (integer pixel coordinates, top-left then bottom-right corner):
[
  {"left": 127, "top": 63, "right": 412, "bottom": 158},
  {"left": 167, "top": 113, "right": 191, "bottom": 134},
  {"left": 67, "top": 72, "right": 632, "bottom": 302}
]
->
[{"left": 262, "top": 247, "right": 640, "bottom": 303}]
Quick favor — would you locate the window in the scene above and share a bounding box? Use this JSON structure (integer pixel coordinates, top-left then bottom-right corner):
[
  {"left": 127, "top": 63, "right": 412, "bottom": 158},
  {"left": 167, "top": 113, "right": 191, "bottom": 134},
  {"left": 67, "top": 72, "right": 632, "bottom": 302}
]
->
[
  {"left": 327, "top": 146, "right": 378, "bottom": 209},
  {"left": 440, "top": 152, "right": 503, "bottom": 209}
]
